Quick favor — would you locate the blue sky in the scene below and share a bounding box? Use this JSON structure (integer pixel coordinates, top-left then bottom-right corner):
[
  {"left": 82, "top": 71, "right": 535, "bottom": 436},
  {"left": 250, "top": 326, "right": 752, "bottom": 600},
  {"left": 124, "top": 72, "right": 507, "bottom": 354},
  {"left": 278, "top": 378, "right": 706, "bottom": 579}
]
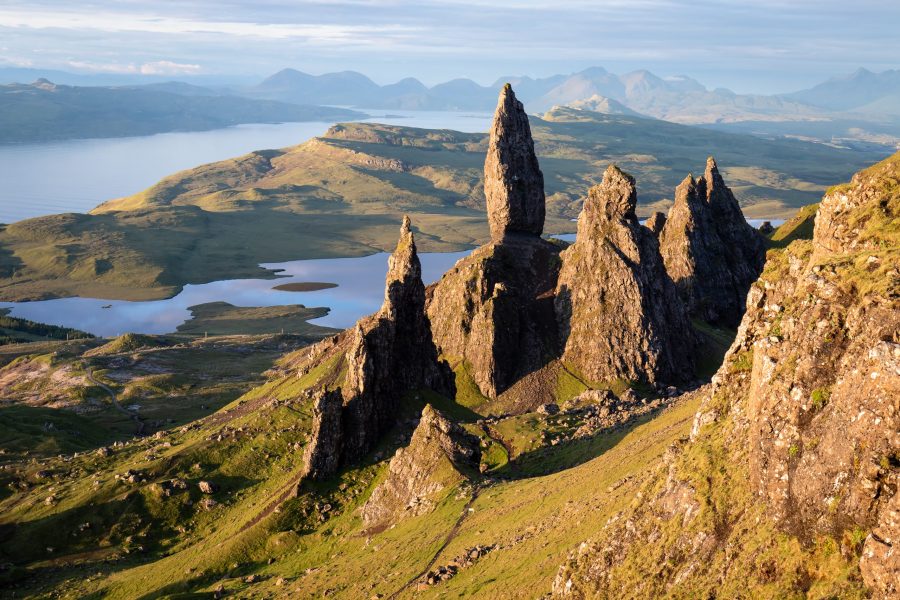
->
[{"left": 0, "top": 0, "right": 897, "bottom": 92}]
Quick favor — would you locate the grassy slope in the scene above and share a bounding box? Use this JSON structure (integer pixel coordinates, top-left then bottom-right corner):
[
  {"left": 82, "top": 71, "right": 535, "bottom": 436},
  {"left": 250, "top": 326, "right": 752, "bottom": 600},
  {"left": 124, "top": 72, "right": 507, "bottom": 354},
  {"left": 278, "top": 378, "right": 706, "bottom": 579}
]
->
[
  {"left": 0, "top": 308, "right": 93, "bottom": 345},
  {"left": 0, "top": 109, "right": 883, "bottom": 302},
  {"left": 0, "top": 158, "right": 893, "bottom": 599},
  {"left": 0, "top": 333, "right": 314, "bottom": 460},
  {"left": 0, "top": 369, "right": 699, "bottom": 598}
]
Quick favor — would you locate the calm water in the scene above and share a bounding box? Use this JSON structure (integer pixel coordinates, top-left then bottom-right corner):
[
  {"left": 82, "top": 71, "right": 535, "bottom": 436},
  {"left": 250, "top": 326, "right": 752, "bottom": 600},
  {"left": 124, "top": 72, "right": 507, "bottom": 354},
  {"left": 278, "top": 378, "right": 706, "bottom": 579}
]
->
[
  {"left": 0, "top": 109, "right": 492, "bottom": 224},
  {"left": 0, "top": 251, "right": 470, "bottom": 337}
]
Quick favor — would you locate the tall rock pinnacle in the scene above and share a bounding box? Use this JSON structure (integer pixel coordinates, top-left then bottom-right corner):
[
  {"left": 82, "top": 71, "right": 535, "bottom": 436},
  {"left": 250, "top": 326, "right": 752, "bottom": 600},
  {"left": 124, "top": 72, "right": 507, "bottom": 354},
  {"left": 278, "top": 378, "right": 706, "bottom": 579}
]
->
[
  {"left": 555, "top": 165, "right": 696, "bottom": 384},
  {"left": 484, "top": 83, "right": 546, "bottom": 240},
  {"left": 381, "top": 215, "right": 424, "bottom": 321},
  {"left": 300, "top": 217, "right": 454, "bottom": 480}
]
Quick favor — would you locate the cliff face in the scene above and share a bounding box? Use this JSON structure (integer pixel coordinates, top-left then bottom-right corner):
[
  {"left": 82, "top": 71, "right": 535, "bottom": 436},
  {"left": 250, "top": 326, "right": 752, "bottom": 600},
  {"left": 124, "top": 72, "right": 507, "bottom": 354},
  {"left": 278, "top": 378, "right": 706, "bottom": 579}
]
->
[
  {"left": 552, "top": 152, "right": 899, "bottom": 599},
  {"left": 555, "top": 166, "right": 697, "bottom": 385},
  {"left": 361, "top": 405, "right": 481, "bottom": 532},
  {"left": 301, "top": 218, "right": 454, "bottom": 479},
  {"left": 428, "top": 84, "right": 560, "bottom": 400},
  {"left": 659, "top": 158, "right": 767, "bottom": 327},
  {"left": 427, "top": 238, "right": 560, "bottom": 399}
]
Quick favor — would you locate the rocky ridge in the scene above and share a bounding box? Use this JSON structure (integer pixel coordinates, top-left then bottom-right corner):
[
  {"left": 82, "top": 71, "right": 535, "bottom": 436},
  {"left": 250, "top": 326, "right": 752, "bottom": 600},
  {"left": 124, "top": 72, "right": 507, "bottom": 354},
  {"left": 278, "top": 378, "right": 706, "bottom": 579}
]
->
[
  {"left": 555, "top": 165, "right": 697, "bottom": 385},
  {"left": 552, "top": 151, "right": 900, "bottom": 599},
  {"left": 659, "top": 157, "right": 767, "bottom": 327}
]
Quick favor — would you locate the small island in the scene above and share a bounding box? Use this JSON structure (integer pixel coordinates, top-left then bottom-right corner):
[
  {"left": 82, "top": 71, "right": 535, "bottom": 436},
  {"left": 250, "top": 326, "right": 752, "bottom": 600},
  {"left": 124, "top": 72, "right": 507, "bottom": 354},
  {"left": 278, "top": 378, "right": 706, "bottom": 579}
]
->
[{"left": 272, "top": 281, "right": 338, "bottom": 292}]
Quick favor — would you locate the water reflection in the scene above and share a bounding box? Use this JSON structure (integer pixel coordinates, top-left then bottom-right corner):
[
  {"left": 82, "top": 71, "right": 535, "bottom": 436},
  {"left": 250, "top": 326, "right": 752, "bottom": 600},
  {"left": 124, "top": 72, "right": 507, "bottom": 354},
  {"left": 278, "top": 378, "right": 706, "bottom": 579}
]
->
[{"left": 0, "top": 251, "right": 469, "bottom": 337}]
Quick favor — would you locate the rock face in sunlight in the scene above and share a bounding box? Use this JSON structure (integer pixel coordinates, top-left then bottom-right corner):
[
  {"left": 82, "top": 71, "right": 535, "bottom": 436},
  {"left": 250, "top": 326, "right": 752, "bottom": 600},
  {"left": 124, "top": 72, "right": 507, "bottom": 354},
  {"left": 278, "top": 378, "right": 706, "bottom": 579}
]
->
[
  {"left": 555, "top": 165, "right": 697, "bottom": 385},
  {"left": 361, "top": 404, "right": 481, "bottom": 532},
  {"left": 484, "top": 83, "right": 546, "bottom": 240},
  {"left": 429, "top": 84, "right": 560, "bottom": 400},
  {"left": 302, "top": 217, "right": 454, "bottom": 479},
  {"left": 659, "top": 157, "right": 766, "bottom": 327},
  {"left": 551, "top": 152, "right": 899, "bottom": 599}
]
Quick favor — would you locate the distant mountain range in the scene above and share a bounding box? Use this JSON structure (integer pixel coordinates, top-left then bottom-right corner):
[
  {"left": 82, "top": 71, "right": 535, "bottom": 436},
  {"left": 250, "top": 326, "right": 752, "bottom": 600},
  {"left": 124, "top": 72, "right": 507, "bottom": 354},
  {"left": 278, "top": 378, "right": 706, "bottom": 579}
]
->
[
  {"left": 1, "top": 66, "right": 898, "bottom": 147},
  {"left": 243, "top": 66, "right": 900, "bottom": 119},
  {"left": 0, "top": 79, "right": 364, "bottom": 144},
  {"left": 784, "top": 68, "right": 900, "bottom": 114},
  {"left": 241, "top": 66, "right": 900, "bottom": 147}
]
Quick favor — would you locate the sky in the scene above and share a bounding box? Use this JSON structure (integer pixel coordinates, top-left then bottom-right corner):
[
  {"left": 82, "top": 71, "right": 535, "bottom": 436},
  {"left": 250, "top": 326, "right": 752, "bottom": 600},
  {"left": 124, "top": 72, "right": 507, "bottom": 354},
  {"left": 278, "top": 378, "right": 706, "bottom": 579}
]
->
[{"left": 0, "top": 0, "right": 898, "bottom": 93}]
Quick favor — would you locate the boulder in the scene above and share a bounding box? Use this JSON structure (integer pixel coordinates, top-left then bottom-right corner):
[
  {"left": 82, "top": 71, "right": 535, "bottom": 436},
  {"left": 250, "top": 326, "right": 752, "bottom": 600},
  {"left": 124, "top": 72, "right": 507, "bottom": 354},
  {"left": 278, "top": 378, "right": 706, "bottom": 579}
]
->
[{"left": 361, "top": 405, "right": 481, "bottom": 531}]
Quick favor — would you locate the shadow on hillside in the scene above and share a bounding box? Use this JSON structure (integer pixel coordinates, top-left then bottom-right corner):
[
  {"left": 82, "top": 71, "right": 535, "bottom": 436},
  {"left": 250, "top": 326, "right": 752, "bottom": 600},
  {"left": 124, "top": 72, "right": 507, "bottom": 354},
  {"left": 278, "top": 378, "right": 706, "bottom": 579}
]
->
[
  {"left": 491, "top": 409, "right": 663, "bottom": 480},
  {"left": 0, "top": 404, "right": 119, "bottom": 457}
]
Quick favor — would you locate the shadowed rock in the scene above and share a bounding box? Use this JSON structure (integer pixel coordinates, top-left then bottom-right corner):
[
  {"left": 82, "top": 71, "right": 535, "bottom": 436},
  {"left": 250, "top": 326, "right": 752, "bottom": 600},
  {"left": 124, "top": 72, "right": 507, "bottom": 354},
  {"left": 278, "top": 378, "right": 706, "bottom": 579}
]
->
[
  {"left": 555, "top": 165, "right": 696, "bottom": 384},
  {"left": 302, "top": 217, "right": 454, "bottom": 480},
  {"left": 301, "top": 388, "right": 343, "bottom": 480},
  {"left": 361, "top": 404, "right": 481, "bottom": 532},
  {"left": 659, "top": 157, "right": 766, "bottom": 327},
  {"left": 645, "top": 211, "right": 667, "bottom": 237},
  {"left": 428, "top": 86, "right": 559, "bottom": 401},
  {"left": 484, "top": 83, "right": 546, "bottom": 240}
]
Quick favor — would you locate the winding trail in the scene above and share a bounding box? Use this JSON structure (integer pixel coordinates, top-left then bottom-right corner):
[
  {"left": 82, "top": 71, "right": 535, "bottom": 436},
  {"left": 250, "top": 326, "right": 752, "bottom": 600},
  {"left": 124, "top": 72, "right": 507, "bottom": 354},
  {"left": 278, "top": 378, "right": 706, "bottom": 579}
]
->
[
  {"left": 389, "top": 486, "right": 481, "bottom": 598},
  {"left": 87, "top": 369, "right": 145, "bottom": 436}
]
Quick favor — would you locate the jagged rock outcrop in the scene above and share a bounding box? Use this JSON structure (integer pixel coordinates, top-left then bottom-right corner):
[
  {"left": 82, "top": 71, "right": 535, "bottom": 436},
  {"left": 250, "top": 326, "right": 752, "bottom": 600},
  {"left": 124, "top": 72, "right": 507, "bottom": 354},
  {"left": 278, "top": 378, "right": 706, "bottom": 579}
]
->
[
  {"left": 551, "top": 152, "right": 900, "bottom": 599},
  {"left": 428, "top": 85, "right": 560, "bottom": 400},
  {"left": 361, "top": 405, "right": 480, "bottom": 532},
  {"left": 301, "top": 388, "right": 343, "bottom": 480},
  {"left": 644, "top": 211, "right": 666, "bottom": 237},
  {"left": 301, "top": 218, "right": 454, "bottom": 480},
  {"left": 484, "top": 83, "right": 545, "bottom": 240},
  {"left": 659, "top": 157, "right": 766, "bottom": 327},
  {"left": 427, "top": 237, "right": 560, "bottom": 400},
  {"left": 555, "top": 165, "right": 696, "bottom": 385}
]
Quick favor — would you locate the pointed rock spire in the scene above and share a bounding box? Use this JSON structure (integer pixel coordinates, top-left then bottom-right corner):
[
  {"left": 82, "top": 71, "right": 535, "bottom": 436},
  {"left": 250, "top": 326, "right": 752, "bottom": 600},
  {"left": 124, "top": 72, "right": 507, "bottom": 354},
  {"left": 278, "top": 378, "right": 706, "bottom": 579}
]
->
[
  {"left": 361, "top": 404, "right": 481, "bottom": 531},
  {"left": 300, "top": 217, "right": 455, "bottom": 480},
  {"left": 556, "top": 165, "right": 697, "bottom": 384},
  {"left": 583, "top": 165, "right": 638, "bottom": 224},
  {"left": 484, "top": 84, "right": 546, "bottom": 240},
  {"left": 659, "top": 157, "right": 766, "bottom": 327},
  {"left": 645, "top": 211, "right": 667, "bottom": 237},
  {"left": 381, "top": 215, "right": 424, "bottom": 320}
]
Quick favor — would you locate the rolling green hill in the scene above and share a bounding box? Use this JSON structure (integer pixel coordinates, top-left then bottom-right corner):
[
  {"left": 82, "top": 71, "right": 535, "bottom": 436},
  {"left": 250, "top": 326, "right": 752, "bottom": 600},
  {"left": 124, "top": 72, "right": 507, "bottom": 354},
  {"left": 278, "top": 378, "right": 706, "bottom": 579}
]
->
[{"left": 0, "top": 108, "right": 884, "bottom": 302}]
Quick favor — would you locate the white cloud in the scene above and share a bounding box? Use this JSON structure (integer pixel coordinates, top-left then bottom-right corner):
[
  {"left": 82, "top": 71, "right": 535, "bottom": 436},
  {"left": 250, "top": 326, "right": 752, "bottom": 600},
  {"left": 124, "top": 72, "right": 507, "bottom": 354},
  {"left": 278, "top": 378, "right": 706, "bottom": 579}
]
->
[
  {"left": 0, "top": 7, "right": 419, "bottom": 43},
  {"left": 139, "top": 61, "right": 202, "bottom": 75},
  {"left": 63, "top": 60, "right": 203, "bottom": 75}
]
